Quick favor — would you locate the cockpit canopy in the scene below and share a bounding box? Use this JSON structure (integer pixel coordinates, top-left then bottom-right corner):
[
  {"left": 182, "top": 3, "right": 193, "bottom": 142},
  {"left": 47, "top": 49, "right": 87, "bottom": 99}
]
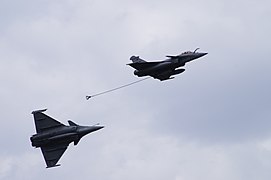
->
[
  {"left": 181, "top": 51, "right": 193, "bottom": 55},
  {"left": 181, "top": 48, "right": 200, "bottom": 55}
]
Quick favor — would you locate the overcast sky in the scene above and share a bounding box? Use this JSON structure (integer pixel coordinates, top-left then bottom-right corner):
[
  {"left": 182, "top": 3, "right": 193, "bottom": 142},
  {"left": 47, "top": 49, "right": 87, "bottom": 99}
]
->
[{"left": 1, "top": 0, "right": 271, "bottom": 179}]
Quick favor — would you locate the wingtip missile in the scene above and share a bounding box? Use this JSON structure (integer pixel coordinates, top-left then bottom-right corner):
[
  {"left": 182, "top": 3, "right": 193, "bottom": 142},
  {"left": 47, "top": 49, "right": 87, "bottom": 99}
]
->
[
  {"left": 32, "top": 109, "right": 47, "bottom": 114},
  {"left": 46, "top": 164, "right": 61, "bottom": 169}
]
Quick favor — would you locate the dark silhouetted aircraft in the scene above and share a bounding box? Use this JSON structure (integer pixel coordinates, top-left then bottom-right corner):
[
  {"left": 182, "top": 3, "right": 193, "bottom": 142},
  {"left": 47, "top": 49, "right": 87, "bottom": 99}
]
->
[
  {"left": 127, "top": 48, "right": 208, "bottom": 81},
  {"left": 30, "top": 109, "right": 104, "bottom": 168}
]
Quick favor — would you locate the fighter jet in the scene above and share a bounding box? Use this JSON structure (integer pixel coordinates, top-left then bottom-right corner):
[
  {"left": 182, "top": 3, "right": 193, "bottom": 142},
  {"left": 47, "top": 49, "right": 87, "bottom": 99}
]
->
[
  {"left": 127, "top": 48, "right": 208, "bottom": 81},
  {"left": 30, "top": 109, "right": 104, "bottom": 168}
]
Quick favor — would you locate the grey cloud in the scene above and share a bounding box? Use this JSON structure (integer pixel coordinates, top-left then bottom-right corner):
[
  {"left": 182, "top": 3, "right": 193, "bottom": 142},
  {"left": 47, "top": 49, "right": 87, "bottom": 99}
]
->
[{"left": 1, "top": 0, "right": 271, "bottom": 179}]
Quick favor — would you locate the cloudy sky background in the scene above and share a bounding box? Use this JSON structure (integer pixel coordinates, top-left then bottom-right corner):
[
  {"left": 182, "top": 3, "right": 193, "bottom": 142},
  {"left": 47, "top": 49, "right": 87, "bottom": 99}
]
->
[{"left": 1, "top": 0, "right": 271, "bottom": 179}]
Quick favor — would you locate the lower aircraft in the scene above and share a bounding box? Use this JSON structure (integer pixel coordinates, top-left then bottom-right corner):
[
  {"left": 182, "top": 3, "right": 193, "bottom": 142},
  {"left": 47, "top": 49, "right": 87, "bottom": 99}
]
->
[
  {"left": 30, "top": 109, "right": 104, "bottom": 168},
  {"left": 127, "top": 48, "right": 207, "bottom": 81}
]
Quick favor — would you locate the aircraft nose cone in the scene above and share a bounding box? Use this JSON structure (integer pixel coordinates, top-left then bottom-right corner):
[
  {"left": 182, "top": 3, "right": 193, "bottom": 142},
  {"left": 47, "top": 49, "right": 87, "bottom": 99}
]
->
[
  {"left": 198, "top": 52, "right": 208, "bottom": 57},
  {"left": 79, "top": 126, "right": 104, "bottom": 136},
  {"left": 93, "top": 125, "right": 104, "bottom": 131}
]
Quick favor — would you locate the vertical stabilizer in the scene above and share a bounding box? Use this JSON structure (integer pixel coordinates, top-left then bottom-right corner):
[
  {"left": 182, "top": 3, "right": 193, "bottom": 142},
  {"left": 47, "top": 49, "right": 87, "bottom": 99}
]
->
[
  {"left": 68, "top": 120, "right": 78, "bottom": 126},
  {"left": 130, "top": 56, "right": 146, "bottom": 63}
]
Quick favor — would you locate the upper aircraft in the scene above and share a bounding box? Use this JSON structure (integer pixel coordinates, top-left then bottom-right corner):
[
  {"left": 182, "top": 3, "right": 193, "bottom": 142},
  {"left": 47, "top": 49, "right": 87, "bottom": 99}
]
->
[
  {"left": 127, "top": 48, "right": 207, "bottom": 81},
  {"left": 30, "top": 109, "right": 104, "bottom": 168}
]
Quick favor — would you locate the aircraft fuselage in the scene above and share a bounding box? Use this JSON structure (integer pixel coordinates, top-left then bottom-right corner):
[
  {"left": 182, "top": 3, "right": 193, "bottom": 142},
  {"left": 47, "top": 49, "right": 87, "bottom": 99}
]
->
[
  {"left": 134, "top": 61, "right": 179, "bottom": 77},
  {"left": 31, "top": 125, "right": 103, "bottom": 148},
  {"left": 132, "top": 52, "right": 207, "bottom": 79}
]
